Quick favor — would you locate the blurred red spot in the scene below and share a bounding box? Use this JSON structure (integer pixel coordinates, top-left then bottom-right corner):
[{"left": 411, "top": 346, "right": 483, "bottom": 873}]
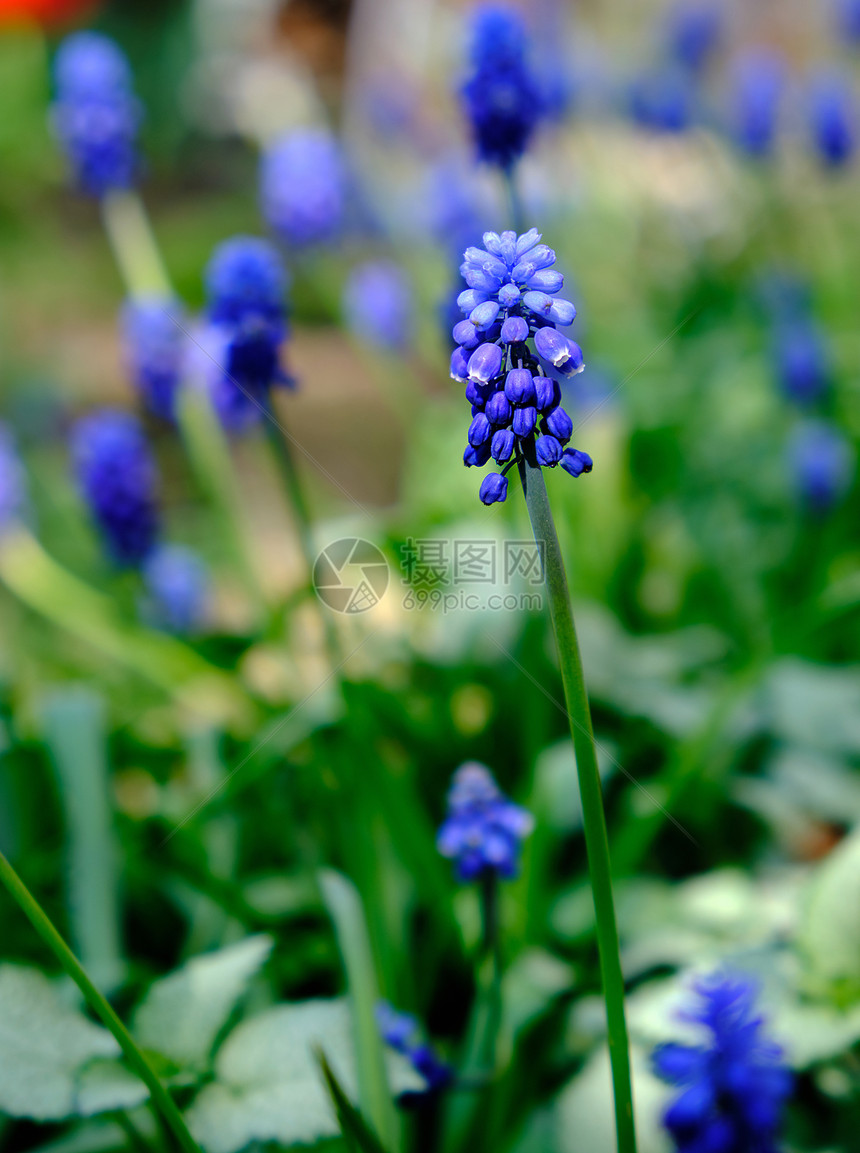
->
[{"left": 0, "top": 0, "right": 98, "bottom": 31}]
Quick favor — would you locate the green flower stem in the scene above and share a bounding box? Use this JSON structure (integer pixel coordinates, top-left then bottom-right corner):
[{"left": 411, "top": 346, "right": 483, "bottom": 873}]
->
[
  {"left": 175, "top": 386, "right": 268, "bottom": 618},
  {"left": 100, "top": 190, "right": 172, "bottom": 299},
  {"left": 479, "top": 873, "right": 503, "bottom": 1072},
  {"left": 516, "top": 450, "right": 636, "bottom": 1153},
  {"left": 0, "top": 849, "right": 201, "bottom": 1153},
  {"left": 260, "top": 396, "right": 343, "bottom": 666}
]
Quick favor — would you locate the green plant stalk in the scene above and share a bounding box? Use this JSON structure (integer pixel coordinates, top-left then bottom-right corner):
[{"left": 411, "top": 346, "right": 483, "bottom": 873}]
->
[
  {"left": 0, "top": 849, "right": 201, "bottom": 1153},
  {"left": 479, "top": 873, "right": 503, "bottom": 1071},
  {"left": 516, "top": 450, "right": 636, "bottom": 1153},
  {"left": 101, "top": 190, "right": 172, "bottom": 299},
  {"left": 260, "top": 397, "right": 343, "bottom": 665}
]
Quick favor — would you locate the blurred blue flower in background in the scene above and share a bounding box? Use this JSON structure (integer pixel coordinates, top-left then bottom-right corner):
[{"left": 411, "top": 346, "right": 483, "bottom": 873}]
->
[
  {"left": 71, "top": 409, "right": 159, "bottom": 567},
  {"left": 653, "top": 972, "right": 792, "bottom": 1153},
  {"left": 772, "top": 322, "right": 831, "bottom": 405},
  {"left": 201, "top": 237, "right": 292, "bottom": 425},
  {"left": 437, "top": 761, "right": 534, "bottom": 880},
  {"left": 451, "top": 228, "right": 589, "bottom": 503},
  {"left": 344, "top": 261, "right": 413, "bottom": 352},
  {"left": 260, "top": 128, "right": 346, "bottom": 247},
  {"left": 122, "top": 298, "right": 185, "bottom": 422},
  {"left": 665, "top": 0, "right": 722, "bottom": 72},
  {"left": 730, "top": 49, "right": 785, "bottom": 158},
  {"left": 52, "top": 31, "right": 141, "bottom": 196},
  {"left": 629, "top": 68, "right": 696, "bottom": 134},
  {"left": 460, "top": 4, "right": 544, "bottom": 171},
  {"left": 0, "top": 423, "right": 29, "bottom": 535},
  {"left": 809, "top": 72, "right": 856, "bottom": 168},
  {"left": 836, "top": 0, "right": 860, "bottom": 44},
  {"left": 141, "top": 543, "right": 209, "bottom": 635},
  {"left": 376, "top": 1002, "right": 453, "bottom": 1099},
  {"left": 789, "top": 420, "right": 854, "bottom": 510}
]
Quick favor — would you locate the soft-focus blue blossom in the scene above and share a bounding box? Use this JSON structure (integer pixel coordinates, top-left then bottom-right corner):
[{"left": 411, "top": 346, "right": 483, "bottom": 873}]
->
[
  {"left": 665, "top": 1, "right": 721, "bottom": 72},
  {"left": 653, "top": 972, "right": 792, "bottom": 1153},
  {"left": 451, "top": 228, "right": 590, "bottom": 503},
  {"left": 730, "top": 49, "right": 785, "bottom": 157},
  {"left": 460, "top": 5, "right": 544, "bottom": 171},
  {"left": 52, "top": 32, "right": 141, "bottom": 196},
  {"left": 772, "top": 323, "right": 830, "bottom": 405},
  {"left": 201, "top": 237, "right": 292, "bottom": 428},
  {"left": 260, "top": 128, "right": 345, "bottom": 246},
  {"left": 141, "top": 544, "right": 209, "bottom": 635},
  {"left": 789, "top": 421, "right": 854, "bottom": 510},
  {"left": 809, "top": 72, "right": 856, "bottom": 168},
  {"left": 629, "top": 68, "right": 696, "bottom": 134},
  {"left": 0, "top": 423, "right": 29, "bottom": 535},
  {"left": 122, "top": 298, "right": 185, "bottom": 421},
  {"left": 437, "top": 761, "right": 534, "bottom": 881},
  {"left": 836, "top": 0, "right": 860, "bottom": 44},
  {"left": 376, "top": 1002, "right": 453, "bottom": 1099},
  {"left": 71, "top": 409, "right": 159, "bottom": 567},
  {"left": 184, "top": 323, "right": 262, "bottom": 433},
  {"left": 344, "top": 261, "right": 412, "bottom": 352}
]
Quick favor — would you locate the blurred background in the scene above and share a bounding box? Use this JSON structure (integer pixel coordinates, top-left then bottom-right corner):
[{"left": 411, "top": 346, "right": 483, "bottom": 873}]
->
[{"left": 0, "top": 0, "right": 859, "bottom": 1151}]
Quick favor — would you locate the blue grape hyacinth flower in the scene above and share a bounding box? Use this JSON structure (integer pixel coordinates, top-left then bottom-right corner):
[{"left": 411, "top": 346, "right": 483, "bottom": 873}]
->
[
  {"left": 71, "top": 409, "right": 159, "bottom": 567},
  {"left": 376, "top": 1002, "right": 453, "bottom": 1100},
  {"left": 629, "top": 68, "right": 696, "bottom": 134},
  {"left": 141, "top": 544, "right": 209, "bottom": 635},
  {"left": 772, "top": 323, "right": 830, "bottom": 405},
  {"left": 201, "top": 236, "right": 292, "bottom": 428},
  {"left": 450, "top": 228, "right": 591, "bottom": 504},
  {"left": 52, "top": 31, "right": 141, "bottom": 197},
  {"left": 437, "top": 761, "right": 534, "bottom": 881},
  {"left": 731, "top": 49, "right": 785, "bottom": 158},
  {"left": 789, "top": 420, "right": 854, "bottom": 511},
  {"left": 0, "top": 423, "right": 29, "bottom": 536},
  {"left": 460, "top": 4, "right": 544, "bottom": 171},
  {"left": 122, "top": 298, "right": 185, "bottom": 422},
  {"left": 666, "top": 1, "right": 721, "bottom": 72},
  {"left": 260, "top": 128, "right": 345, "bottom": 247},
  {"left": 344, "top": 260, "right": 413, "bottom": 352},
  {"left": 653, "top": 972, "right": 792, "bottom": 1153},
  {"left": 809, "top": 72, "right": 856, "bottom": 168},
  {"left": 837, "top": 0, "right": 860, "bottom": 44}
]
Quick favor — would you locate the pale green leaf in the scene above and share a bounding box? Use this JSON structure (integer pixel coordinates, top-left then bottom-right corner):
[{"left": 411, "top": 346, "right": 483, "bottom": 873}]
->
[
  {"left": 133, "top": 935, "right": 273, "bottom": 1070},
  {"left": 186, "top": 998, "right": 421, "bottom": 1153},
  {"left": 798, "top": 827, "right": 860, "bottom": 1004}
]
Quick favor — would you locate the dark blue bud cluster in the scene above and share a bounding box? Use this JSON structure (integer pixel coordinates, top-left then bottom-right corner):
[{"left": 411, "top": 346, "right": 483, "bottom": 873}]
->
[
  {"left": 0, "top": 423, "right": 29, "bottom": 535},
  {"left": 772, "top": 322, "right": 830, "bottom": 405},
  {"left": 460, "top": 5, "right": 544, "bottom": 171},
  {"left": 809, "top": 72, "right": 856, "bottom": 168},
  {"left": 202, "top": 236, "right": 292, "bottom": 429},
  {"left": 71, "top": 409, "right": 159, "bottom": 567},
  {"left": 260, "top": 129, "right": 345, "bottom": 247},
  {"left": 52, "top": 32, "right": 141, "bottom": 197},
  {"left": 789, "top": 420, "right": 854, "bottom": 510},
  {"left": 121, "top": 298, "right": 185, "bottom": 422},
  {"left": 141, "top": 543, "right": 209, "bottom": 636},
  {"left": 653, "top": 973, "right": 792, "bottom": 1153},
  {"left": 665, "top": 1, "right": 721, "bottom": 72},
  {"left": 450, "top": 229, "right": 591, "bottom": 504},
  {"left": 343, "top": 260, "right": 413, "bottom": 352},
  {"left": 375, "top": 1002, "right": 453, "bottom": 1099},
  {"left": 436, "top": 761, "right": 534, "bottom": 881}
]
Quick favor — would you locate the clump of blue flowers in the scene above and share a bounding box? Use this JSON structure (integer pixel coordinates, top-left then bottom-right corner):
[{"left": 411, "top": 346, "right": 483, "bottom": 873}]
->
[
  {"left": 200, "top": 236, "right": 292, "bottom": 428},
  {"left": 375, "top": 1002, "right": 453, "bottom": 1100},
  {"left": 809, "top": 72, "right": 856, "bottom": 169},
  {"left": 343, "top": 260, "right": 413, "bottom": 352},
  {"left": 141, "top": 544, "right": 209, "bottom": 636},
  {"left": 460, "top": 5, "right": 544, "bottom": 171},
  {"left": 260, "top": 128, "right": 345, "bottom": 247},
  {"left": 52, "top": 31, "right": 141, "bottom": 197},
  {"left": 0, "top": 423, "right": 29, "bottom": 536},
  {"left": 451, "top": 228, "right": 591, "bottom": 504},
  {"left": 122, "top": 298, "right": 185, "bottom": 422},
  {"left": 789, "top": 420, "right": 854, "bottom": 511},
  {"left": 665, "top": 1, "right": 721, "bottom": 72},
  {"left": 730, "top": 49, "right": 785, "bottom": 158},
  {"left": 772, "top": 322, "right": 830, "bottom": 405},
  {"left": 437, "top": 761, "right": 534, "bottom": 880},
  {"left": 71, "top": 409, "right": 159, "bottom": 567},
  {"left": 653, "top": 972, "right": 792, "bottom": 1153}
]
